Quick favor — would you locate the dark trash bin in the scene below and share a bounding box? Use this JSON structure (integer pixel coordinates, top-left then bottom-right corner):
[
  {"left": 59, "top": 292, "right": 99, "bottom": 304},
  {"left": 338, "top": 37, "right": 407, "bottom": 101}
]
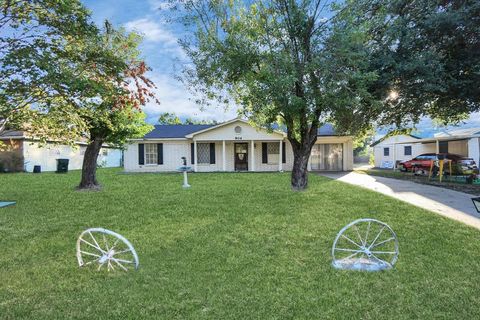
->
[
  {"left": 33, "top": 165, "right": 41, "bottom": 173},
  {"left": 56, "top": 159, "right": 69, "bottom": 173}
]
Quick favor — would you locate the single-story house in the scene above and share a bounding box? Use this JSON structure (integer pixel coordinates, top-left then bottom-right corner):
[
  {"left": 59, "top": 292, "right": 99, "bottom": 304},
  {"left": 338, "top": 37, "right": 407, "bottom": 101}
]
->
[
  {"left": 372, "top": 128, "right": 480, "bottom": 169},
  {"left": 124, "top": 118, "right": 353, "bottom": 172},
  {"left": 371, "top": 134, "right": 422, "bottom": 168},
  {"left": 0, "top": 130, "right": 123, "bottom": 172}
]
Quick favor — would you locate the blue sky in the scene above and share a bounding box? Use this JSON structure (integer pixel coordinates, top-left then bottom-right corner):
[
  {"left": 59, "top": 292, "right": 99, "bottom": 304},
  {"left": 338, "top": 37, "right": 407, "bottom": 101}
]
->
[
  {"left": 81, "top": 0, "right": 480, "bottom": 137},
  {"left": 82, "top": 0, "right": 239, "bottom": 124}
]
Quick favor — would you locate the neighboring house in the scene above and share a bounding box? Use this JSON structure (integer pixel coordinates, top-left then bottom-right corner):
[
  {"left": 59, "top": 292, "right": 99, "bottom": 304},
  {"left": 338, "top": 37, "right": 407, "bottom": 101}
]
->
[
  {"left": 0, "top": 130, "right": 123, "bottom": 172},
  {"left": 371, "top": 128, "right": 480, "bottom": 169},
  {"left": 371, "top": 134, "right": 421, "bottom": 168},
  {"left": 124, "top": 118, "right": 353, "bottom": 173}
]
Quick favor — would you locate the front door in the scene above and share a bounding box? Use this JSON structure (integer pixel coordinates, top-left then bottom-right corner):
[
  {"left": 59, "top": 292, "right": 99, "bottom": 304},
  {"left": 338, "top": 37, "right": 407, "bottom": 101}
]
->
[{"left": 234, "top": 143, "right": 248, "bottom": 171}]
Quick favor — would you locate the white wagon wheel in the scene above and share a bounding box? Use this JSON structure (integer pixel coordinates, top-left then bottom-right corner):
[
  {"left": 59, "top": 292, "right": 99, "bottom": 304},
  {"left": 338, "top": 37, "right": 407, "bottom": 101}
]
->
[
  {"left": 332, "top": 218, "right": 399, "bottom": 271},
  {"left": 76, "top": 228, "right": 139, "bottom": 271}
]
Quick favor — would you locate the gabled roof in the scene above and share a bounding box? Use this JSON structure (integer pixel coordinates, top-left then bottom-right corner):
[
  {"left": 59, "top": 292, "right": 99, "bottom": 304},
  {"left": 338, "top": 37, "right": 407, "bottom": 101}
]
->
[
  {"left": 144, "top": 124, "right": 214, "bottom": 139},
  {"left": 185, "top": 118, "right": 286, "bottom": 138},
  {"left": 370, "top": 133, "right": 421, "bottom": 147},
  {"left": 140, "top": 118, "right": 345, "bottom": 139}
]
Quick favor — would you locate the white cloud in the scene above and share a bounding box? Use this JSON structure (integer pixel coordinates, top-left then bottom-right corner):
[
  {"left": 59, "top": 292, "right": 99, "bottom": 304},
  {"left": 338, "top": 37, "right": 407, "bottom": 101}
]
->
[
  {"left": 141, "top": 74, "right": 238, "bottom": 124},
  {"left": 124, "top": 18, "right": 177, "bottom": 45},
  {"left": 148, "top": 0, "right": 176, "bottom": 11}
]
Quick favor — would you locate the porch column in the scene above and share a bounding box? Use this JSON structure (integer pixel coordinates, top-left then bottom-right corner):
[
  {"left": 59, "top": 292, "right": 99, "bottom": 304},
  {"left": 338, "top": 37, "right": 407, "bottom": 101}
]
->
[
  {"left": 194, "top": 139, "right": 198, "bottom": 172},
  {"left": 392, "top": 143, "right": 397, "bottom": 171},
  {"left": 435, "top": 140, "right": 440, "bottom": 154},
  {"left": 222, "top": 140, "right": 226, "bottom": 171},
  {"left": 279, "top": 140, "right": 283, "bottom": 171},
  {"left": 250, "top": 140, "right": 255, "bottom": 171}
]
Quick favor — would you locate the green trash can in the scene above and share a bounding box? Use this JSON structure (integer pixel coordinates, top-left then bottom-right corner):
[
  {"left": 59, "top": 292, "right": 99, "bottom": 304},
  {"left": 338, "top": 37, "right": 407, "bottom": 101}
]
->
[{"left": 56, "top": 159, "right": 69, "bottom": 173}]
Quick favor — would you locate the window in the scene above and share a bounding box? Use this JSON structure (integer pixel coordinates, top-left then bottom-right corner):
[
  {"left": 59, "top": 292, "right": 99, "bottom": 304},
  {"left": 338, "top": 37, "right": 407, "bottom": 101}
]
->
[
  {"left": 439, "top": 141, "right": 448, "bottom": 153},
  {"left": 383, "top": 147, "right": 390, "bottom": 156},
  {"left": 80, "top": 146, "right": 86, "bottom": 155},
  {"left": 197, "top": 143, "right": 210, "bottom": 164},
  {"left": 404, "top": 146, "right": 412, "bottom": 156},
  {"left": 267, "top": 142, "right": 280, "bottom": 164},
  {"left": 102, "top": 148, "right": 108, "bottom": 156},
  {"left": 144, "top": 144, "right": 157, "bottom": 165}
]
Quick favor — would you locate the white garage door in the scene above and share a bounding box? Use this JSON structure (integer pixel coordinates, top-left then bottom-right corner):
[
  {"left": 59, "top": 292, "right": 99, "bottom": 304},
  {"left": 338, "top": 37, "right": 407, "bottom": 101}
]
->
[{"left": 311, "top": 144, "right": 343, "bottom": 171}]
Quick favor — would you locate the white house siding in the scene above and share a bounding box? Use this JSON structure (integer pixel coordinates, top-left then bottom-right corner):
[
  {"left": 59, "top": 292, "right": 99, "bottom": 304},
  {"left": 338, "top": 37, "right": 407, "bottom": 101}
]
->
[
  {"left": 190, "top": 121, "right": 285, "bottom": 142},
  {"left": 22, "top": 141, "right": 122, "bottom": 172},
  {"left": 468, "top": 138, "right": 480, "bottom": 164},
  {"left": 310, "top": 137, "right": 353, "bottom": 171},
  {"left": 124, "top": 140, "right": 190, "bottom": 172},
  {"left": 124, "top": 138, "right": 353, "bottom": 173},
  {"left": 373, "top": 136, "right": 476, "bottom": 169},
  {"left": 373, "top": 135, "right": 420, "bottom": 168},
  {"left": 124, "top": 120, "right": 354, "bottom": 173}
]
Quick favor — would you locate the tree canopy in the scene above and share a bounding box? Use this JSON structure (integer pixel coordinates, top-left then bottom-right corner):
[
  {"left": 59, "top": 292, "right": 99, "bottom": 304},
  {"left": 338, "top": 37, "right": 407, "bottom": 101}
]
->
[
  {"left": 1, "top": 0, "right": 157, "bottom": 189},
  {"left": 172, "top": 0, "right": 479, "bottom": 190},
  {"left": 0, "top": 0, "right": 95, "bottom": 139},
  {"left": 175, "top": 0, "right": 381, "bottom": 189},
  {"left": 158, "top": 112, "right": 218, "bottom": 125},
  {"left": 346, "top": 0, "right": 480, "bottom": 127}
]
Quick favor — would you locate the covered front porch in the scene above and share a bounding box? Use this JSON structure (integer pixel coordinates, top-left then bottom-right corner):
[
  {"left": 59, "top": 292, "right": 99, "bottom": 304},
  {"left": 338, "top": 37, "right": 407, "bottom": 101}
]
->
[
  {"left": 186, "top": 118, "right": 288, "bottom": 172},
  {"left": 191, "top": 139, "right": 286, "bottom": 172}
]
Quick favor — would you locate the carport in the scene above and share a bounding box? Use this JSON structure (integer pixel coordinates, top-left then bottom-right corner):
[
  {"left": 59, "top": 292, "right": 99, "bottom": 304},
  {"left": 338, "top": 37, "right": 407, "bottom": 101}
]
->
[{"left": 390, "top": 135, "right": 480, "bottom": 170}]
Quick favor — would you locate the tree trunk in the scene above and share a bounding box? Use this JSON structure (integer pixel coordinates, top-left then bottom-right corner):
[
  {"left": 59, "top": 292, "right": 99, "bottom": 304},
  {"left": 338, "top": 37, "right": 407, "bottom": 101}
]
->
[
  {"left": 291, "top": 145, "right": 314, "bottom": 191},
  {"left": 78, "top": 136, "right": 104, "bottom": 190},
  {"left": 288, "top": 123, "right": 318, "bottom": 191}
]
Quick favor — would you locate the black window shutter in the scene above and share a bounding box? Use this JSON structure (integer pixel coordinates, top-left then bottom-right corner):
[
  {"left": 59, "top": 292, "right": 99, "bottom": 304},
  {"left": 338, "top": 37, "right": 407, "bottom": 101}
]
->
[
  {"left": 157, "top": 143, "right": 163, "bottom": 164},
  {"left": 209, "top": 143, "right": 216, "bottom": 164},
  {"left": 138, "top": 143, "right": 144, "bottom": 165},
  {"left": 282, "top": 142, "right": 286, "bottom": 163},
  {"left": 191, "top": 143, "right": 195, "bottom": 164},
  {"left": 262, "top": 143, "right": 268, "bottom": 163}
]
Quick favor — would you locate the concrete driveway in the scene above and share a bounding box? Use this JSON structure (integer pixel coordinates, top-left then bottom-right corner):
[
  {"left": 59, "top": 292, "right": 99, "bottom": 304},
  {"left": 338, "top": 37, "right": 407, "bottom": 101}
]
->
[{"left": 320, "top": 171, "right": 480, "bottom": 230}]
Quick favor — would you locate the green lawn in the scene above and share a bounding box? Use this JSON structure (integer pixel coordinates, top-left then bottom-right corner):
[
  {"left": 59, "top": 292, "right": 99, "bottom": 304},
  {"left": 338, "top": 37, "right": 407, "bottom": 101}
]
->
[{"left": 1, "top": 169, "right": 480, "bottom": 319}]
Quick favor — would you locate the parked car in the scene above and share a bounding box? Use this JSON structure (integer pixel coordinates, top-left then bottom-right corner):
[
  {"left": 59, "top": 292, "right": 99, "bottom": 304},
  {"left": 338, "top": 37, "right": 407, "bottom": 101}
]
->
[{"left": 398, "top": 153, "right": 479, "bottom": 175}]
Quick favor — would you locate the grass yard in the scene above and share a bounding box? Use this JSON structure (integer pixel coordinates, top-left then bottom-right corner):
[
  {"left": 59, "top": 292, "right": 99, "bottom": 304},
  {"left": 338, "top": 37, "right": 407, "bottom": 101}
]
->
[{"left": 1, "top": 169, "right": 480, "bottom": 319}]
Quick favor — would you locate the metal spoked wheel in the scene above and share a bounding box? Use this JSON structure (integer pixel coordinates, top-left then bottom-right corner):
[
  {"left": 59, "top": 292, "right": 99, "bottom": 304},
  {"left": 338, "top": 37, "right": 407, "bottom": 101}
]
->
[
  {"left": 332, "top": 218, "right": 399, "bottom": 271},
  {"left": 76, "top": 228, "right": 139, "bottom": 271}
]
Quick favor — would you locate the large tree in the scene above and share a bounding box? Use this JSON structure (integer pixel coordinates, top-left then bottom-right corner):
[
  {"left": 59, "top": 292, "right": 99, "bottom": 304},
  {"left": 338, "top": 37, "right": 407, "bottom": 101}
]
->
[
  {"left": 175, "top": 0, "right": 381, "bottom": 190},
  {"left": 1, "top": 1, "right": 157, "bottom": 189},
  {"left": 75, "top": 23, "right": 156, "bottom": 190},
  {"left": 0, "top": 0, "right": 95, "bottom": 139},
  {"left": 173, "top": 0, "right": 479, "bottom": 190},
  {"left": 346, "top": 0, "right": 480, "bottom": 127}
]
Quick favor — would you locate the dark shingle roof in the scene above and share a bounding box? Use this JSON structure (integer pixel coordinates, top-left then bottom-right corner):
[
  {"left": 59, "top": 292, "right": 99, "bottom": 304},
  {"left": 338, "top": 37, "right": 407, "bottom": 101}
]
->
[
  {"left": 143, "top": 124, "right": 215, "bottom": 139},
  {"left": 142, "top": 122, "right": 341, "bottom": 139},
  {"left": 317, "top": 123, "right": 337, "bottom": 136}
]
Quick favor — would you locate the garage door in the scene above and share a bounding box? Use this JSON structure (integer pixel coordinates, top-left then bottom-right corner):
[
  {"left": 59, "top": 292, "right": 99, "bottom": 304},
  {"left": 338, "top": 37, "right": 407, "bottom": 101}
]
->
[{"left": 310, "top": 144, "right": 343, "bottom": 171}]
